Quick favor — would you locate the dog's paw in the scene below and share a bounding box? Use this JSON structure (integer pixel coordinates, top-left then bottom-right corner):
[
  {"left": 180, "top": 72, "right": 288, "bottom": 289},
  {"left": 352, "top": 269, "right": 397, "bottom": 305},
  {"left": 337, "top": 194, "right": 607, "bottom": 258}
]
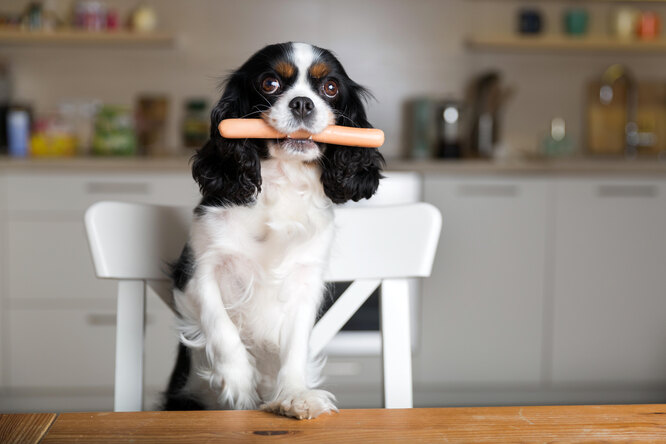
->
[
  {"left": 205, "top": 348, "right": 260, "bottom": 410},
  {"left": 217, "top": 362, "right": 260, "bottom": 410},
  {"left": 261, "top": 389, "right": 338, "bottom": 419}
]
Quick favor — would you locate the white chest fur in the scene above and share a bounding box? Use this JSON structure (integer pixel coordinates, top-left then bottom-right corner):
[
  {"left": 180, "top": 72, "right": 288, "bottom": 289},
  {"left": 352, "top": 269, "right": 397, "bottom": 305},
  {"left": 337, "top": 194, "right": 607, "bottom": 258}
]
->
[{"left": 187, "top": 159, "right": 335, "bottom": 343}]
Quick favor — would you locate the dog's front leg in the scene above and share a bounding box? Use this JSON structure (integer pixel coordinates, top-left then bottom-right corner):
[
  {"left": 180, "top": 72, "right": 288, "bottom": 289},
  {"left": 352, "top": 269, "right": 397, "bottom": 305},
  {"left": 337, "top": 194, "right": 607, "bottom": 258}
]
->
[
  {"left": 185, "top": 263, "right": 259, "bottom": 410},
  {"left": 262, "top": 280, "right": 337, "bottom": 419}
]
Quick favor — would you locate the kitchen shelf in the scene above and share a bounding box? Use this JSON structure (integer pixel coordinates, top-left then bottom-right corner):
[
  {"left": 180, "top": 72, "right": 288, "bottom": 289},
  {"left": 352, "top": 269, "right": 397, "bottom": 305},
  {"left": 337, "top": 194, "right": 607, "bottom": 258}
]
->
[
  {"left": 467, "top": 34, "right": 666, "bottom": 53},
  {"left": 0, "top": 28, "right": 175, "bottom": 47},
  {"left": 466, "top": 0, "right": 666, "bottom": 3}
]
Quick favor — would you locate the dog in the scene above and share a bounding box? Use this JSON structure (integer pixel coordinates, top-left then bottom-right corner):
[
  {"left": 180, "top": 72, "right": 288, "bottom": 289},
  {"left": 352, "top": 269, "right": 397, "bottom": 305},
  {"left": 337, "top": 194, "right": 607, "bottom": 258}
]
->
[{"left": 163, "top": 42, "right": 384, "bottom": 419}]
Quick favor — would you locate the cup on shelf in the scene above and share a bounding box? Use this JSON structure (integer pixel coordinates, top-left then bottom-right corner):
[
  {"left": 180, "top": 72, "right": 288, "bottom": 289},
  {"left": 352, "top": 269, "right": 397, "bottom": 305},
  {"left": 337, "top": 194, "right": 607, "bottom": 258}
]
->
[
  {"left": 637, "top": 11, "right": 661, "bottom": 40},
  {"left": 518, "top": 9, "right": 543, "bottom": 35},
  {"left": 611, "top": 8, "right": 640, "bottom": 40},
  {"left": 564, "top": 8, "right": 589, "bottom": 36}
]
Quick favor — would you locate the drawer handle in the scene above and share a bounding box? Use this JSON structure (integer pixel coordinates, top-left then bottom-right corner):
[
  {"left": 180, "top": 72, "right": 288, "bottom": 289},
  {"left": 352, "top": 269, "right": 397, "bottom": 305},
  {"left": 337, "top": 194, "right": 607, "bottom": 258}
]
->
[
  {"left": 86, "top": 314, "right": 155, "bottom": 326},
  {"left": 597, "top": 184, "right": 658, "bottom": 198},
  {"left": 457, "top": 184, "right": 519, "bottom": 197},
  {"left": 86, "top": 182, "right": 150, "bottom": 195}
]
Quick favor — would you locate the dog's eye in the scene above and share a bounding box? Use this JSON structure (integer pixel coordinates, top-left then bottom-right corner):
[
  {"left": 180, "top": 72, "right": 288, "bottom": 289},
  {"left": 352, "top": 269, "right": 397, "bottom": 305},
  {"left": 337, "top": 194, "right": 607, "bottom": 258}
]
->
[
  {"left": 261, "top": 77, "right": 280, "bottom": 94},
  {"left": 322, "top": 80, "right": 338, "bottom": 98}
]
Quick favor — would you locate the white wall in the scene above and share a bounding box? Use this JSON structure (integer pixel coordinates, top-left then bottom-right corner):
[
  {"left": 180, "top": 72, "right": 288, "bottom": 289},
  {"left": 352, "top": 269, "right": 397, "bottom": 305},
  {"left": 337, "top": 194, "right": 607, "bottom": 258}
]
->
[{"left": 2, "top": 0, "right": 666, "bottom": 158}]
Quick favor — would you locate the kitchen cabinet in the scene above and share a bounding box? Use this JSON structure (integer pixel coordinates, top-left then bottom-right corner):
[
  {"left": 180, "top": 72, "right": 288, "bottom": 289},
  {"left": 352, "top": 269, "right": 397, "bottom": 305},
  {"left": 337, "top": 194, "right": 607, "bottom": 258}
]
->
[
  {"left": 5, "top": 172, "right": 199, "bottom": 215},
  {"left": 0, "top": 169, "right": 199, "bottom": 412},
  {"left": 3, "top": 161, "right": 666, "bottom": 411},
  {"left": 419, "top": 176, "right": 549, "bottom": 385},
  {"left": 9, "top": 306, "right": 117, "bottom": 389},
  {"left": 551, "top": 179, "right": 666, "bottom": 385},
  {"left": 417, "top": 172, "right": 666, "bottom": 406},
  {"left": 0, "top": 174, "right": 6, "bottom": 389}
]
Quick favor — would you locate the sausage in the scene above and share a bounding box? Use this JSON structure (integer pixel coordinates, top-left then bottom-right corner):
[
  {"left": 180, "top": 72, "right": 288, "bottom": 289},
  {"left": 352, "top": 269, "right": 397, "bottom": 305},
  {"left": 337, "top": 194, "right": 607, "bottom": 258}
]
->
[{"left": 218, "top": 119, "right": 384, "bottom": 148}]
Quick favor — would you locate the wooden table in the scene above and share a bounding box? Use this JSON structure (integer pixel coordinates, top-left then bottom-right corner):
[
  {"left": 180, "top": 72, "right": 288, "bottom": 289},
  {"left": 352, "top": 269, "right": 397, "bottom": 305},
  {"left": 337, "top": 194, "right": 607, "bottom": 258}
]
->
[{"left": 1, "top": 405, "right": 665, "bottom": 443}]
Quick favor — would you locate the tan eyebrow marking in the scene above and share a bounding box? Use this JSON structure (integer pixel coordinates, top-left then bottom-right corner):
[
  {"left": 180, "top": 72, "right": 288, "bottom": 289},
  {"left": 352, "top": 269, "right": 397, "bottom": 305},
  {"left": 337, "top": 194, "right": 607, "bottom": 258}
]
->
[
  {"left": 275, "top": 61, "right": 295, "bottom": 78},
  {"left": 309, "top": 62, "right": 330, "bottom": 79}
]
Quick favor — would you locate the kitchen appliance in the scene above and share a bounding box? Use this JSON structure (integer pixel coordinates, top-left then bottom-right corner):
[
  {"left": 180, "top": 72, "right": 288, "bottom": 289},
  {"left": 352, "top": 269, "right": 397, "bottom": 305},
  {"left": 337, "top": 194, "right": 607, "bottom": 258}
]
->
[
  {"left": 466, "top": 71, "right": 512, "bottom": 158},
  {"left": 404, "top": 98, "right": 464, "bottom": 159},
  {"left": 437, "top": 101, "right": 464, "bottom": 158},
  {"left": 404, "top": 98, "right": 437, "bottom": 159}
]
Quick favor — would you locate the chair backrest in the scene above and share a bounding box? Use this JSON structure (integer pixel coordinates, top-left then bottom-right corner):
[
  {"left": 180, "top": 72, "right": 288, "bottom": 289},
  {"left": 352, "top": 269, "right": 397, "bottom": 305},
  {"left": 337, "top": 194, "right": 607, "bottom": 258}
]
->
[{"left": 85, "top": 201, "right": 442, "bottom": 282}]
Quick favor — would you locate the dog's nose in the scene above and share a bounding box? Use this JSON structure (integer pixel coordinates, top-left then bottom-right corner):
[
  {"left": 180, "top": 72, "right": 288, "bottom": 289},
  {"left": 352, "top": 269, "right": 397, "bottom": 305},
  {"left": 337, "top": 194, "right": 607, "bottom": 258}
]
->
[{"left": 289, "top": 96, "right": 315, "bottom": 120}]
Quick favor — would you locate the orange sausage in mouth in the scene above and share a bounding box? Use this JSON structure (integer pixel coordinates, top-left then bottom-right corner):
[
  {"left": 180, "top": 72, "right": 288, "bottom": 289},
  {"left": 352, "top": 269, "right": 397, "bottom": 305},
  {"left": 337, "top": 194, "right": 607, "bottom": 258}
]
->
[{"left": 218, "top": 119, "right": 384, "bottom": 148}]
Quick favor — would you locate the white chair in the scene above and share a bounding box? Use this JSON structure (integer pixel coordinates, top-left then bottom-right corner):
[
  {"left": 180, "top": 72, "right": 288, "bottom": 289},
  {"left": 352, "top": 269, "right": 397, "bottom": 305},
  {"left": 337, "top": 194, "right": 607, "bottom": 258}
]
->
[{"left": 85, "top": 201, "right": 441, "bottom": 412}]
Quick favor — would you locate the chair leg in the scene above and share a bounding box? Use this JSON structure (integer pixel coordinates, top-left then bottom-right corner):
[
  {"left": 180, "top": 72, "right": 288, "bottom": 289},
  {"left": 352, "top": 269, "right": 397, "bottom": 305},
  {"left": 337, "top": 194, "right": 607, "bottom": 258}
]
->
[
  {"left": 380, "top": 279, "right": 414, "bottom": 409},
  {"left": 114, "top": 280, "right": 145, "bottom": 412}
]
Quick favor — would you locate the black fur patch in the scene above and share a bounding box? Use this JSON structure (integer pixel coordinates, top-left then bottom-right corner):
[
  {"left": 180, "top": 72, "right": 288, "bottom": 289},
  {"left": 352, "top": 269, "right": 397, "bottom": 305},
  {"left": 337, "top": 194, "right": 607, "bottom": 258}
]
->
[
  {"left": 320, "top": 145, "right": 384, "bottom": 204},
  {"left": 170, "top": 244, "right": 195, "bottom": 292},
  {"left": 161, "top": 343, "right": 204, "bottom": 411}
]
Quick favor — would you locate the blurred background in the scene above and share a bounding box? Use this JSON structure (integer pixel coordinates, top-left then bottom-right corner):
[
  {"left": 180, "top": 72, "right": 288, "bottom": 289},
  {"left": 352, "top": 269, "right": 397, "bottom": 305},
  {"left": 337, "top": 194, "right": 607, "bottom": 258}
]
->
[{"left": 1, "top": 0, "right": 665, "bottom": 412}]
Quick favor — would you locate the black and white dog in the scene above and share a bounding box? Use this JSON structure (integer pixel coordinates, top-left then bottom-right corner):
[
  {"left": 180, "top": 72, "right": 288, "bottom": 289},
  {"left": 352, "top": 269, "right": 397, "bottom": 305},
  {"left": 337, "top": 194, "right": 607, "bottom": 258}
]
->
[{"left": 163, "top": 42, "right": 384, "bottom": 419}]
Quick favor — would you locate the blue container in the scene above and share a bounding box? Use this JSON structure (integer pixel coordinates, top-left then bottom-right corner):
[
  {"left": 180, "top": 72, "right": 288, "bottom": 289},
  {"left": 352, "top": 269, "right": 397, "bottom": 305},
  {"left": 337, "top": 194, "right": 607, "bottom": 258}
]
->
[
  {"left": 518, "top": 9, "right": 543, "bottom": 34},
  {"left": 8, "top": 109, "right": 29, "bottom": 157}
]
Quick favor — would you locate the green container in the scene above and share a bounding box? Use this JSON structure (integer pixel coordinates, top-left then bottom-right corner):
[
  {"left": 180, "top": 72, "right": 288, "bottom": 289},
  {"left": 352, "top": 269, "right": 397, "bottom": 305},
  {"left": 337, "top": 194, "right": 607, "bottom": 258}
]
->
[
  {"left": 92, "top": 105, "right": 137, "bottom": 156},
  {"left": 564, "top": 8, "right": 589, "bottom": 36}
]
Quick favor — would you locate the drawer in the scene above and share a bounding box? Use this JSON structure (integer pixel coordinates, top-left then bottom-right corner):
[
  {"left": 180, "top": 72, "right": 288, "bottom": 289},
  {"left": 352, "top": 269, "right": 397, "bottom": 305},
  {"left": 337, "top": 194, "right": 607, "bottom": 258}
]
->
[
  {"left": 552, "top": 179, "right": 666, "bottom": 384},
  {"left": 6, "top": 172, "right": 200, "bottom": 214},
  {"left": 9, "top": 301, "right": 172, "bottom": 391},
  {"left": 9, "top": 307, "right": 116, "bottom": 388},
  {"left": 8, "top": 220, "right": 117, "bottom": 300}
]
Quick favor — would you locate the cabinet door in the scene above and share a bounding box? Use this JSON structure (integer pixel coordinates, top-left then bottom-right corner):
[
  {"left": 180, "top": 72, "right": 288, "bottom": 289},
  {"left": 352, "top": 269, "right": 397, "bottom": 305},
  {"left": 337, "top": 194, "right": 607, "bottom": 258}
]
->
[
  {"left": 8, "top": 306, "right": 116, "bottom": 389},
  {"left": 552, "top": 179, "right": 666, "bottom": 384},
  {"left": 7, "top": 220, "right": 117, "bottom": 301},
  {"left": 0, "top": 174, "right": 6, "bottom": 387},
  {"left": 419, "top": 177, "right": 549, "bottom": 385}
]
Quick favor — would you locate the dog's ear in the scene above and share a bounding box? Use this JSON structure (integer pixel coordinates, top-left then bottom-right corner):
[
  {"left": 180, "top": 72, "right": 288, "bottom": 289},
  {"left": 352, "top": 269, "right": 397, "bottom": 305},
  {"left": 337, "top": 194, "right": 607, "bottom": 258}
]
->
[
  {"left": 192, "top": 73, "right": 262, "bottom": 208},
  {"left": 320, "top": 83, "right": 385, "bottom": 204},
  {"left": 209, "top": 73, "right": 249, "bottom": 137}
]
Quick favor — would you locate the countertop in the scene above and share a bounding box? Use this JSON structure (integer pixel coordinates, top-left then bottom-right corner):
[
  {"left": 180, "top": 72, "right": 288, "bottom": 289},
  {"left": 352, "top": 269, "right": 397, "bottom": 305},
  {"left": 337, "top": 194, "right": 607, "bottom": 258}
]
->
[
  {"left": 2, "top": 155, "right": 666, "bottom": 176},
  {"left": 3, "top": 405, "right": 666, "bottom": 444}
]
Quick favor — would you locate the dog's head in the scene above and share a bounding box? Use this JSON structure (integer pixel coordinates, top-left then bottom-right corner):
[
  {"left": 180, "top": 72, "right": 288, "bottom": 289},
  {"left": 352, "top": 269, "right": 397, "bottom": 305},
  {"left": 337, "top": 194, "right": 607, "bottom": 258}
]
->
[{"left": 192, "top": 42, "right": 384, "bottom": 207}]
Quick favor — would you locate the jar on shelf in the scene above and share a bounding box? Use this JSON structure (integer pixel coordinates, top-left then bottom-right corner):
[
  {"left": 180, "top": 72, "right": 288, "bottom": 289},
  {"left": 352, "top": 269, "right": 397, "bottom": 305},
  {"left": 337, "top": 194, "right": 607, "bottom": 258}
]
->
[{"left": 182, "top": 99, "right": 209, "bottom": 149}]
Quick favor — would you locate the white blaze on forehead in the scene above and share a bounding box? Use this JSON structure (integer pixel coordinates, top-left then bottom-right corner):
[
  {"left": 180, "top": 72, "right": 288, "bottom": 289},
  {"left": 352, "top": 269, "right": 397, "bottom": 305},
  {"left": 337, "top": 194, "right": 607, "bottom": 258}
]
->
[{"left": 291, "top": 42, "right": 318, "bottom": 83}]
